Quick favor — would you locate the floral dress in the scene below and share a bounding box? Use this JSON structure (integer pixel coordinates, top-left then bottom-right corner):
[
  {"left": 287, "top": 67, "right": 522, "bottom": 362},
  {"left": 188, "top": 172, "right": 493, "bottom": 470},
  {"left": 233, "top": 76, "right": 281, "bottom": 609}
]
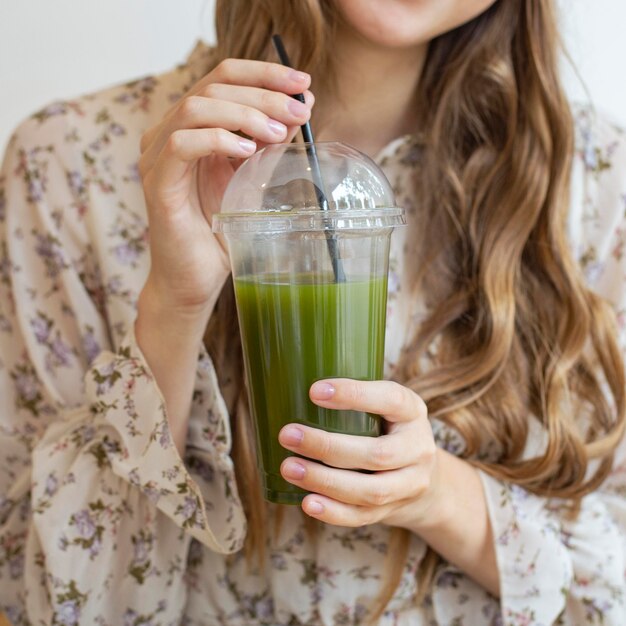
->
[{"left": 1, "top": 42, "right": 625, "bottom": 626}]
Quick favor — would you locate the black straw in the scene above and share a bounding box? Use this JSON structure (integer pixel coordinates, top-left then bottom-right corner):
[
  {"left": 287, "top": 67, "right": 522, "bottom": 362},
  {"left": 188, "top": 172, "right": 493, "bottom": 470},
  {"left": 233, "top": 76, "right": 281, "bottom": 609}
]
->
[{"left": 271, "top": 34, "right": 345, "bottom": 283}]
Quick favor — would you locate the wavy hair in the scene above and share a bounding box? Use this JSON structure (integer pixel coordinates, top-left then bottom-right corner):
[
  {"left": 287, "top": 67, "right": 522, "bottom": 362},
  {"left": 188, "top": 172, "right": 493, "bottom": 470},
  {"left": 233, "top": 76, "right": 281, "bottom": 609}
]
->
[{"left": 204, "top": 0, "right": 626, "bottom": 618}]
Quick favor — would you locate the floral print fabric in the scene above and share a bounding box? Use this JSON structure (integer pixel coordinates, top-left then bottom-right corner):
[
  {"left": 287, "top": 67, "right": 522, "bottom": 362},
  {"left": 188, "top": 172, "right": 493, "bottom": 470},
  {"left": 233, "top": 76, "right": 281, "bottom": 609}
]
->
[{"left": 0, "top": 42, "right": 625, "bottom": 625}]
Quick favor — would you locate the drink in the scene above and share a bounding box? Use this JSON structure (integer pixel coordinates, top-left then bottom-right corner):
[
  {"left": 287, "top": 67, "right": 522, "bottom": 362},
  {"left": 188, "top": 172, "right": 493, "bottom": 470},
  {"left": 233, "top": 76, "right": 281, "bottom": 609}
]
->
[
  {"left": 234, "top": 274, "right": 387, "bottom": 503},
  {"left": 213, "top": 141, "right": 405, "bottom": 504}
]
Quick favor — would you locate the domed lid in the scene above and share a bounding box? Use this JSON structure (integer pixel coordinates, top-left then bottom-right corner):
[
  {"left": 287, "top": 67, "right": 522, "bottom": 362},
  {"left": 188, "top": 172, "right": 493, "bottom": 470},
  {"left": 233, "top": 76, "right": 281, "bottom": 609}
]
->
[{"left": 213, "top": 141, "right": 405, "bottom": 234}]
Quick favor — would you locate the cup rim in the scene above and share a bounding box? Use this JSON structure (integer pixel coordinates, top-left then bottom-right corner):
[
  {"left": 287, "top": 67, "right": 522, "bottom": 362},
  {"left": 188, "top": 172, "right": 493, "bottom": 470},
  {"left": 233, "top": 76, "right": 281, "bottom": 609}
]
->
[{"left": 212, "top": 207, "right": 406, "bottom": 234}]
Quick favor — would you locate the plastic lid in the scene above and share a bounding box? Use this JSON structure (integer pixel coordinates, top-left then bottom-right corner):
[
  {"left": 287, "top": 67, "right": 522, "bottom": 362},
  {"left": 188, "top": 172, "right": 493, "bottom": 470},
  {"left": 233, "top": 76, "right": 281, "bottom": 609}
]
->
[{"left": 213, "top": 141, "right": 405, "bottom": 234}]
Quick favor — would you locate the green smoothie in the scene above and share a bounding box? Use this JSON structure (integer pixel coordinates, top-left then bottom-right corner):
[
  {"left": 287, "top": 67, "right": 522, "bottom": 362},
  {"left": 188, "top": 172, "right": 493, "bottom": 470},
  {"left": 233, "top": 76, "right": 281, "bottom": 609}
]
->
[{"left": 234, "top": 273, "right": 388, "bottom": 504}]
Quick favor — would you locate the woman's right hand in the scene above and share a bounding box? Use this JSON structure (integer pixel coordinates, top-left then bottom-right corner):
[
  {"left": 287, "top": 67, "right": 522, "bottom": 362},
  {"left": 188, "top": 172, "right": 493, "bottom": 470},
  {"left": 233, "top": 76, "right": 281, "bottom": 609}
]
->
[{"left": 138, "top": 58, "right": 314, "bottom": 325}]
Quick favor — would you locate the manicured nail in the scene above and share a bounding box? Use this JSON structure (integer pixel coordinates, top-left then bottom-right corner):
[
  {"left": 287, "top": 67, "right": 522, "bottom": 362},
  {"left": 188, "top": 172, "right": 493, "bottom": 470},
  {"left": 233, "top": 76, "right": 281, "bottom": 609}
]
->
[
  {"left": 267, "top": 119, "right": 287, "bottom": 135},
  {"left": 282, "top": 460, "right": 305, "bottom": 480},
  {"left": 288, "top": 98, "right": 309, "bottom": 117},
  {"left": 310, "top": 381, "right": 336, "bottom": 400},
  {"left": 238, "top": 138, "right": 256, "bottom": 154},
  {"left": 306, "top": 500, "right": 325, "bottom": 515},
  {"left": 280, "top": 426, "right": 304, "bottom": 446},
  {"left": 289, "top": 70, "right": 310, "bottom": 83}
]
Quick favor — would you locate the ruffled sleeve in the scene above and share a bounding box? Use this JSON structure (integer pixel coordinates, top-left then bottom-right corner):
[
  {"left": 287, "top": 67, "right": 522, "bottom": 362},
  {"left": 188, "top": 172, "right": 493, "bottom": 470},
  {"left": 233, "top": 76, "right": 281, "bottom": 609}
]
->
[
  {"left": 0, "top": 98, "right": 245, "bottom": 624},
  {"left": 474, "top": 108, "right": 626, "bottom": 626}
]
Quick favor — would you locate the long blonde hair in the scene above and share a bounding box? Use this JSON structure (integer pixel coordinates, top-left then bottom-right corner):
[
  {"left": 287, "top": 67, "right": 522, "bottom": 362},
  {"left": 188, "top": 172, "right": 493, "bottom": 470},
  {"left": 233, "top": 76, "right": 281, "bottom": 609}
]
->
[{"left": 205, "top": 0, "right": 626, "bottom": 617}]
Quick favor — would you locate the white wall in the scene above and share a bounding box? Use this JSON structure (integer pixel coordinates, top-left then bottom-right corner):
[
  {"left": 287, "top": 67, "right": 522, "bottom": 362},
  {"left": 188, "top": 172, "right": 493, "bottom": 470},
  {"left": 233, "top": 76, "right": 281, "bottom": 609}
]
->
[
  {"left": 559, "top": 0, "right": 626, "bottom": 124},
  {"left": 0, "top": 0, "right": 213, "bottom": 153},
  {"left": 1, "top": 0, "right": 625, "bottom": 154}
]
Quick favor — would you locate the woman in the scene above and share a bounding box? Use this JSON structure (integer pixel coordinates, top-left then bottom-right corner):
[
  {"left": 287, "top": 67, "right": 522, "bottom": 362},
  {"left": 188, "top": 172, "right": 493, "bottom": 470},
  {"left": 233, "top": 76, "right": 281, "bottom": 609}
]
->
[{"left": 1, "top": 0, "right": 625, "bottom": 624}]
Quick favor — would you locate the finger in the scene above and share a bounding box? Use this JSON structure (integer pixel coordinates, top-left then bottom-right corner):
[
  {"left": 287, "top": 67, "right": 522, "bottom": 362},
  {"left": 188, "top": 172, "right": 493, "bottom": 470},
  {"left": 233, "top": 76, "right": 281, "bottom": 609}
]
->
[
  {"left": 198, "top": 84, "right": 314, "bottom": 126},
  {"left": 309, "top": 379, "right": 428, "bottom": 424},
  {"left": 249, "top": 124, "right": 300, "bottom": 158},
  {"left": 141, "top": 61, "right": 308, "bottom": 149},
  {"left": 300, "top": 494, "right": 391, "bottom": 527},
  {"left": 284, "top": 124, "right": 302, "bottom": 145},
  {"left": 280, "top": 457, "right": 425, "bottom": 507},
  {"left": 143, "top": 87, "right": 313, "bottom": 176},
  {"left": 195, "top": 58, "right": 311, "bottom": 95},
  {"left": 141, "top": 89, "right": 314, "bottom": 161},
  {"left": 278, "top": 422, "right": 422, "bottom": 470},
  {"left": 145, "top": 128, "right": 256, "bottom": 202},
  {"left": 142, "top": 58, "right": 310, "bottom": 153},
  {"left": 141, "top": 98, "right": 294, "bottom": 174}
]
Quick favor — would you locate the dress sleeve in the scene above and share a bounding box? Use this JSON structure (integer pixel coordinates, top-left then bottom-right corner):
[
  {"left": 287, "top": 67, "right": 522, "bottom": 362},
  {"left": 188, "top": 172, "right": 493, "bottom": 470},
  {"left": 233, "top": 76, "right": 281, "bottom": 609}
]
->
[
  {"left": 476, "top": 111, "right": 626, "bottom": 626},
  {"left": 0, "top": 111, "right": 246, "bottom": 625}
]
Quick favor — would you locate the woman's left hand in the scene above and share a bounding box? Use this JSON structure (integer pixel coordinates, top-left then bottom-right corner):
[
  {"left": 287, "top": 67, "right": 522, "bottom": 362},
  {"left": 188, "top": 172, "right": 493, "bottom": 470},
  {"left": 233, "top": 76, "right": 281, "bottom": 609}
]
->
[{"left": 278, "top": 378, "right": 441, "bottom": 528}]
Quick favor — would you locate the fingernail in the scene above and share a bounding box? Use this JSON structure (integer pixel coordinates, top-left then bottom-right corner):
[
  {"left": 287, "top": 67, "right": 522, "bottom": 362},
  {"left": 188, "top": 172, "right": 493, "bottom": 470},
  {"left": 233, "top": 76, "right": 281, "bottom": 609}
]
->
[
  {"left": 282, "top": 460, "right": 305, "bottom": 480},
  {"left": 280, "top": 426, "right": 304, "bottom": 446},
  {"left": 310, "top": 381, "right": 335, "bottom": 400},
  {"left": 267, "top": 119, "right": 287, "bottom": 136},
  {"left": 306, "top": 500, "right": 325, "bottom": 515},
  {"left": 288, "top": 98, "right": 309, "bottom": 117},
  {"left": 290, "top": 70, "right": 310, "bottom": 83},
  {"left": 238, "top": 138, "right": 256, "bottom": 154}
]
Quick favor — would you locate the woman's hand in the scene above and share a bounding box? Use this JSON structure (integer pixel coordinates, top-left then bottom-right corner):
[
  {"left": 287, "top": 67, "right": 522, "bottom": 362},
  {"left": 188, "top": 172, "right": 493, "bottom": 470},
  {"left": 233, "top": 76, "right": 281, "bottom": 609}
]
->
[
  {"left": 278, "top": 378, "right": 444, "bottom": 529},
  {"left": 138, "top": 58, "right": 314, "bottom": 323},
  {"left": 135, "top": 59, "right": 313, "bottom": 454},
  {"left": 279, "top": 378, "right": 500, "bottom": 596}
]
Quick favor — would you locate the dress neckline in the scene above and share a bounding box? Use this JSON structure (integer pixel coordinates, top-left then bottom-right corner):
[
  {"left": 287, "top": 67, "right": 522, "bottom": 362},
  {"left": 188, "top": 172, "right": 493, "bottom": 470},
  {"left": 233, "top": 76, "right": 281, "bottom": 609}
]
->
[{"left": 372, "top": 133, "right": 414, "bottom": 164}]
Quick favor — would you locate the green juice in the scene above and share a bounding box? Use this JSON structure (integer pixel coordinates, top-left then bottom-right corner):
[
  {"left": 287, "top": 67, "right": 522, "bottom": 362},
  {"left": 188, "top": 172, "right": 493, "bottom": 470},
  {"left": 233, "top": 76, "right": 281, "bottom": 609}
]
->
[{"left": 234, "top": 274, "right": 388, "bottom": 504}]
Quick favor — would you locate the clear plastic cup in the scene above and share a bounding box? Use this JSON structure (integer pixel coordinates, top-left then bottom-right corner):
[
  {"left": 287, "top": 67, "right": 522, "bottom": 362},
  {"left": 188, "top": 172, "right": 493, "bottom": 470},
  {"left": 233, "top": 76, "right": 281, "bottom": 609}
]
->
[{"left": 213, "top": 142, "right": 405, "bottom": 504}]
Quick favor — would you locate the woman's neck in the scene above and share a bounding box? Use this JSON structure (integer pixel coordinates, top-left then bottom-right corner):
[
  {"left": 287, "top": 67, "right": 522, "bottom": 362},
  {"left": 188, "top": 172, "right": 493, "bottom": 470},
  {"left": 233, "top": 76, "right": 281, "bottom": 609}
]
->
[{"left": 315, "top": 25, "right": 427, "bottom": 158}]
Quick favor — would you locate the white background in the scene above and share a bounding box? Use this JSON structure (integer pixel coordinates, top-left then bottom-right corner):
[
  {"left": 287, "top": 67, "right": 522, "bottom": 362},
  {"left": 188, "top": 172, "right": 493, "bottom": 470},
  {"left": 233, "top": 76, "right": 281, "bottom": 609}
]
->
[{"left": 1, "top": 0, "right": 624, "bottom": 154}]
